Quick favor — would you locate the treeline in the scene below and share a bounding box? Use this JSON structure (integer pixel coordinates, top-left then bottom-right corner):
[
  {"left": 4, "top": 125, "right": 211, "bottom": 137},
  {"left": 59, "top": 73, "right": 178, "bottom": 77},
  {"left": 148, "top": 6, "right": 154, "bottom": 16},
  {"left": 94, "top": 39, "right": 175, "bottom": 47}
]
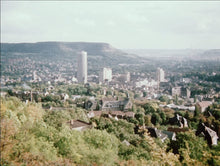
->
[{"left": 1, "top": 97, "right": 220, "bottom": 165}]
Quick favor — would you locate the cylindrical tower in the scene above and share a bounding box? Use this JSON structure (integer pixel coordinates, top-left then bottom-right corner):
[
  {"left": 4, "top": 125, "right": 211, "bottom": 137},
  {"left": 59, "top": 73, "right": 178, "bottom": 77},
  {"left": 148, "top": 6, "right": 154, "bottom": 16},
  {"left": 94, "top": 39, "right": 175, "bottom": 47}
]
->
[{"left": 77, "top": 51, "right": 87, "bottom": 84}]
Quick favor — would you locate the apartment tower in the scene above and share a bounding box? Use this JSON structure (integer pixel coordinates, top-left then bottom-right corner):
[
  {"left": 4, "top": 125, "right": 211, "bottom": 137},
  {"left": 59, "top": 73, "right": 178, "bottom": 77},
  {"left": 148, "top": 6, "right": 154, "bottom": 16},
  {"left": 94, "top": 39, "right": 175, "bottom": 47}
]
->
[
  {"left": 99, "top": 67, "right": 112, "bottom": 83},
  {"left": 157, "top": 67, "right": 165, "bottom": 82},
  {"left": 77, "top": 51, "right": 87, "bottom": 84}
]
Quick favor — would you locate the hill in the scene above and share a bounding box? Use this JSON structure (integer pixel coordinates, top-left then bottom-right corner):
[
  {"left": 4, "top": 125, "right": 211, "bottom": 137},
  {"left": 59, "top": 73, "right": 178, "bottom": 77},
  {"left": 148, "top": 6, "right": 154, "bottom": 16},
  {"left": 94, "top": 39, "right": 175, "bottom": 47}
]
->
[
  {"left": 1, "top": 42, "right": 143, "bottom": 76},
  {"left": 1, "top": 41, "right": 123, "bottom": 55},
  {"left": 199, "top": 49, "right": 220, "bottom": 60},
  {"left": 123, "top": 49, "right": 220, "bottom": 61}
]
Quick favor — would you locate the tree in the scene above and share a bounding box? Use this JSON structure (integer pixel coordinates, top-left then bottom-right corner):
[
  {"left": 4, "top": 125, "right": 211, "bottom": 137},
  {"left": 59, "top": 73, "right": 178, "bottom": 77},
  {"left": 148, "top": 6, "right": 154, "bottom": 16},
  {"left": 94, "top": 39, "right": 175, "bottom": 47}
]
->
[
  {"left": 159, "top": 111, "right": 166, "bottom": 124},
  {"left": 144, "top": 115, "right": 151, "bottom": 126},
  {"left": 194, "top": 105, "right": 200, "bottom": 118},
  {"left": 7, "top": 89, "right": 13, "bottom": 96},
  {"left": 151, "top": 113, "right": 161, "bottom": 126},
  {"left": 167, "top": 131, "right": 208, "bottom": 164},
  {"left": 143, "top": 91, "right": 147, "bottom": 97},
  {"left": 159, "top": 95, "right": 169, "bottom": 103},
  {"left": 184, "top": 111, "right": 190, "bottom": 119},
  {"left": 96, "top": 100, "right": 100, "bottom": 110},
  {"left": 135, "top": 113, "right": 144, "bottom": 126}
]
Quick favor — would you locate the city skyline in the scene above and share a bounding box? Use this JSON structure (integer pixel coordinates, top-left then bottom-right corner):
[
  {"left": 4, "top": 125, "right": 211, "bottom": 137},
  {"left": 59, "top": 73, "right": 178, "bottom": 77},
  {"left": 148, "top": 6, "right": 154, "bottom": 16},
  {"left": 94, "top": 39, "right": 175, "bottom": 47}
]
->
[{"left": 1, "top": 1, "right": 220, "bottom": 49}]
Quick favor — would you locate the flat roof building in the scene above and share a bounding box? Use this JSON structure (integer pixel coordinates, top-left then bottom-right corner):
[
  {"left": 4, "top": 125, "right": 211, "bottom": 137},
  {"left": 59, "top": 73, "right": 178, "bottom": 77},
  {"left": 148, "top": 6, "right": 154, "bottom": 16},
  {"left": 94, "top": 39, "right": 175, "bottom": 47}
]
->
[
  {"left": 99, "top": 67, "right": 112, "bottom": 83},
  {"left": 157, "top": 68, "right": 165, "bottom": 82}
]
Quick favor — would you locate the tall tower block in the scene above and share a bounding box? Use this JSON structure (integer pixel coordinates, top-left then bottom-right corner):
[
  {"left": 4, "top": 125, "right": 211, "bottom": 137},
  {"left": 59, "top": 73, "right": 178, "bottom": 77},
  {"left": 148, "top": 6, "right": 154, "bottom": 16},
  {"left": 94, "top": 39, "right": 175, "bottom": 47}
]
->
[
  {"left": 157, "top": 67, "right": 165, "bottom": 92},
  {"left": 77, "top": 51, "right": 87, "bottom": 84},
  {"left": 157, "top": 67, "right": 165, "bottom": 82},
  {"left": 99, "top": 67, "right": 112, "bottom": 83}
]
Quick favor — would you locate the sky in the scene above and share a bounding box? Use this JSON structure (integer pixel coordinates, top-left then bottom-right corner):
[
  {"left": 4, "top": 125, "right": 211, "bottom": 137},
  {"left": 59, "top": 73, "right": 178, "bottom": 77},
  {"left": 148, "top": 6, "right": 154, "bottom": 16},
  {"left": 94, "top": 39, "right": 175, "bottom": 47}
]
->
[{"left": 1, "top": 1, "right": 220, "bottom": 49}]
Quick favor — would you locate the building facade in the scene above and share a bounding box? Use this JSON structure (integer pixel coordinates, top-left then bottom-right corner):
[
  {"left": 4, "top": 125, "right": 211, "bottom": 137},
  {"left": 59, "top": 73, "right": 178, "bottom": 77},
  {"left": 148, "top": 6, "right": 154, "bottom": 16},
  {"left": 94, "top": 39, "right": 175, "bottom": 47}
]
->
[
  {"left": 171, "top": 86, "right": 191, "bottom": 98},
  {"left": 157, "top": 68, "right": 165, "bottom": 82},
  {"left": 77, "top": 51, "right": 87, "bottom": 84},
  {"left": 99, "top": 67, "right": 112, "bottom": 83}
]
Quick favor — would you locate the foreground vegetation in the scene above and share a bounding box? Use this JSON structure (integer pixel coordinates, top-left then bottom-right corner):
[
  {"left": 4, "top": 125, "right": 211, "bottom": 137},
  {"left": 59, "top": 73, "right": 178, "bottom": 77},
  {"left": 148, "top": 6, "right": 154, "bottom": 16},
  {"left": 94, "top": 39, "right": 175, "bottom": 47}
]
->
[{"left": 1, "top": 97, "right": 220, "bottom": 165}]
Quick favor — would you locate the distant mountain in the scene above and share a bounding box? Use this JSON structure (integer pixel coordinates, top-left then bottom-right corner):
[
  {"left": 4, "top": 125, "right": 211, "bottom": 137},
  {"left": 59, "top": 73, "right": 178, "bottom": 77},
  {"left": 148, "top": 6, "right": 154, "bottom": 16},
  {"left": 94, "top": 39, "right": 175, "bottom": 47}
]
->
[
  {"left": 1, "top": 42, "right": 141, "bottom": 67},
  {"left": 123, "top": 49, "right": 204, "bottom": 58},
  {"left": 1, "top": 41, "right": 125, "bottom": 56},
  {"left": 200, "top": 49, "right": 220, "bottom": 57},
  {"left": 123, "top": 49, "right": 220, "bottom": 61}
]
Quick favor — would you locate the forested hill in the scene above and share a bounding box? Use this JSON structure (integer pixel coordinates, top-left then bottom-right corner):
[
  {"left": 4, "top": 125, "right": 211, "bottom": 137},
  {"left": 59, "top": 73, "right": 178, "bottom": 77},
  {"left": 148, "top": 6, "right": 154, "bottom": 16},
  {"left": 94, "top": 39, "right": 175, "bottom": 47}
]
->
[
  {"left": 1, "top": 41, "right": 141, "bottom": 68},
  {"left": 1, "top": 42, "right": 124, "bottom": 55}
]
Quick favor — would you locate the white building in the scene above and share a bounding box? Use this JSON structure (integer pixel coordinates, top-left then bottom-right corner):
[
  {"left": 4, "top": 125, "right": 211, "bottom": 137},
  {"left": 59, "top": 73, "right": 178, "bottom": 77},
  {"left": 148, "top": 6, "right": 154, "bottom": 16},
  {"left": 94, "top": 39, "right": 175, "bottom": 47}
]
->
[
  {"left": 33, "top": 71, "right": 37, "bottom": 81},
  {"left": 77, "top": 51, "right": 87, "bottom": 84},
  {"left": 124, "top": 72, "right": 131, "bottom": 82},
  {"left": 99, "top": 67, "right": 112, "bottom": 83},
  {"left": 157, "top": 68, "right": 165, "bottom": 82}
]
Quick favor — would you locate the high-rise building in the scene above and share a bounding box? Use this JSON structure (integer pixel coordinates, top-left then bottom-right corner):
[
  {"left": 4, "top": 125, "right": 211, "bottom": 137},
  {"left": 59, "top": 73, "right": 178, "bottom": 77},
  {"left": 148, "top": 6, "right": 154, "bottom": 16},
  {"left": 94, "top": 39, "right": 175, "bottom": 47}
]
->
[
  {"left": 77, "top": 51, "right": 87, "bottom": 84},
  {"left": 33, "top": 71, "right": 37, "bottom": 81},
  {"left": 125, "top": 72, "right": 130, "bottom": 82},
  {"left": 99, "top": 67, "right": 112, "bottom": 83},
  {"left": 157, "top": 68, "right": 165, "bottom": 82}
]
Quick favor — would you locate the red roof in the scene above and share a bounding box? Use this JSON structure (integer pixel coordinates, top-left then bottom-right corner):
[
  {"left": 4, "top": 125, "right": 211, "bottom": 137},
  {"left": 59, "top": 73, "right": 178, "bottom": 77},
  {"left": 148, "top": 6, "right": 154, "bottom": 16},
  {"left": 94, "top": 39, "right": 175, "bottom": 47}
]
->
[
  {"left": 67, "top": 120, "right": 91, "bottom": 128},
  {"left": 198, "top": 101, "right": 212, "bottom": 108}
]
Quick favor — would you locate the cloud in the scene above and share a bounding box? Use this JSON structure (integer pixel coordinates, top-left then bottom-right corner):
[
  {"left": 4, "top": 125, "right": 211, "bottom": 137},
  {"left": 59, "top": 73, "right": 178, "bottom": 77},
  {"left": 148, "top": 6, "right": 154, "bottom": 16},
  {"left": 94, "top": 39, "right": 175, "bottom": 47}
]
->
[
  {"left": 1, "top": 1, "right": 220, "bottom": 49},
  {"left": 74, "top": 18, "right": 96, "bottom": 27}
]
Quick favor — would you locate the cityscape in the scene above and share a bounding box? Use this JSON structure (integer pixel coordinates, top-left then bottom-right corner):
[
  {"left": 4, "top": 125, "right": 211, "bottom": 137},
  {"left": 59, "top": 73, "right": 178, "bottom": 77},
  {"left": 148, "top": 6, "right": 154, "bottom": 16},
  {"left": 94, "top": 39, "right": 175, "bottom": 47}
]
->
[{"left": 1, "top": 1, "right": 220, "bottom": 166}]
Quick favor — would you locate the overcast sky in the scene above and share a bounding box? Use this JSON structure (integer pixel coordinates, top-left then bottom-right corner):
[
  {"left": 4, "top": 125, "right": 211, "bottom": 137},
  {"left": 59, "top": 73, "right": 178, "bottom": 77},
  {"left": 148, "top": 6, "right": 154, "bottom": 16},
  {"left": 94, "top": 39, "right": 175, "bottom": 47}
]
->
[{"left": 1, "top": 1, "right": 220, "bottom": 49}]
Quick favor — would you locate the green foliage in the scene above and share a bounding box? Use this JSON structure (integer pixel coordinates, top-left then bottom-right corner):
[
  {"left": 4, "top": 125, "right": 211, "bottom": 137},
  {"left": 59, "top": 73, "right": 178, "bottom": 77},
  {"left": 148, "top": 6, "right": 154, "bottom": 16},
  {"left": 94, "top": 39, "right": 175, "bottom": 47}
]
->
[
  {"left": 144, "top": 115, "right": 151, "bottom": 126},
  {"left": 93, "top": 117, "right": 136, "bottom": 142},
  {"left": 143, "top": 91, "right": 147, "bottom": 97},
  {"left": 151, "top": 113, "right": 162, "bottom": 125},
  {"left": 159, "top": 95, "right": 169, "bottom": 103},
  {"left": 41, "top": 95, "right": 61, "bottom": 104},
  {"left": 194, "top": 105, "right": 200, "bottom": 118},
  {"left": 167, "top": 131, "right": 211, "bottom": 164},
  {"left": 211, "top": 109, "right": 220, "bottom": 120},
  {"left": 118, "top": 143, "right": 151, "bottom": 161},
  {"left": 43, "top": 107, "right": 89, "bottom": 129},
  {"left": 143, "top": 102, "right": 158, "bottom": 114},
  {"left": 135, "top": 112, "right": 144, "bottom": 126},
  {"left": 159, "top": 111, "right": 166, "bottom": 124},
  {"left": 1, "top": 96, "right": 219, "bottom": 165}
]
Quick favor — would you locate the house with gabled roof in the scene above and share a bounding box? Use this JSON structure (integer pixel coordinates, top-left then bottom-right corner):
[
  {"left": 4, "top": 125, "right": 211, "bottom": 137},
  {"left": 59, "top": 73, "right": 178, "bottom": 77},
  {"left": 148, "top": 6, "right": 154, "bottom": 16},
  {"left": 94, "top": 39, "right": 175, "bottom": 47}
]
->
[
  {"left": 147, "top": 127, "right": 167, "bottom": 142},
  {"left": 146, "top": 127, "right": 176, "bottom": 142},
  {"left": 196, "top": 123, "right": 218, "bottom": 146},
  {"left": 101, "top": 98, "right": 132, "bottom": 111},
  {"left": 67, "top": 119, "right": 92, "bottom": 131},
  {"left": 169, "top": 114, "right": 188, "bottom": 128}
]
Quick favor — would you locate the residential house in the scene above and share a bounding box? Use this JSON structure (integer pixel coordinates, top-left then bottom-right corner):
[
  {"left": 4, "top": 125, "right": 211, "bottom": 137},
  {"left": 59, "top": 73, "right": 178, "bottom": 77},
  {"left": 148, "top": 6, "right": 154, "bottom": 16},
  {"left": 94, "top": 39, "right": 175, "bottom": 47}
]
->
[
  {"left": 87, "top": 110, "right": 135, "bottom": 119},
  {"left": 61, "top": 93, "right": 69, "bottom": 101},
  {"left": 196, "top": 123, "right": 218, "bottom": 146},
  {"left": 147, "top": 127, "right": 176, "bottom": 142},
  {"left": 162, "top": 130, "right": 176, "bottom": 141},
  {"left": 171, "top": 86, "right": 191, "bottom": 98},
  {"left": 169, "top": 114, "right": 188, "bottom": 128},
  {"left": 147, "top": 127, "right": 168, "bottom": 142},
  {"left": 101, "top": 98, "right": 132, "bottom": 111},
  {"left": 67, "top": 120, "right": 92, "bottom": 131},
  {"left": 87, "top": 111, "right": 108, "bottom": 118},
  {"left": 85, "top": 100, "right": 98, "bottom": 110},
  {"left": 196, "top": 101, "right": 212, "bottom": 113}
]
